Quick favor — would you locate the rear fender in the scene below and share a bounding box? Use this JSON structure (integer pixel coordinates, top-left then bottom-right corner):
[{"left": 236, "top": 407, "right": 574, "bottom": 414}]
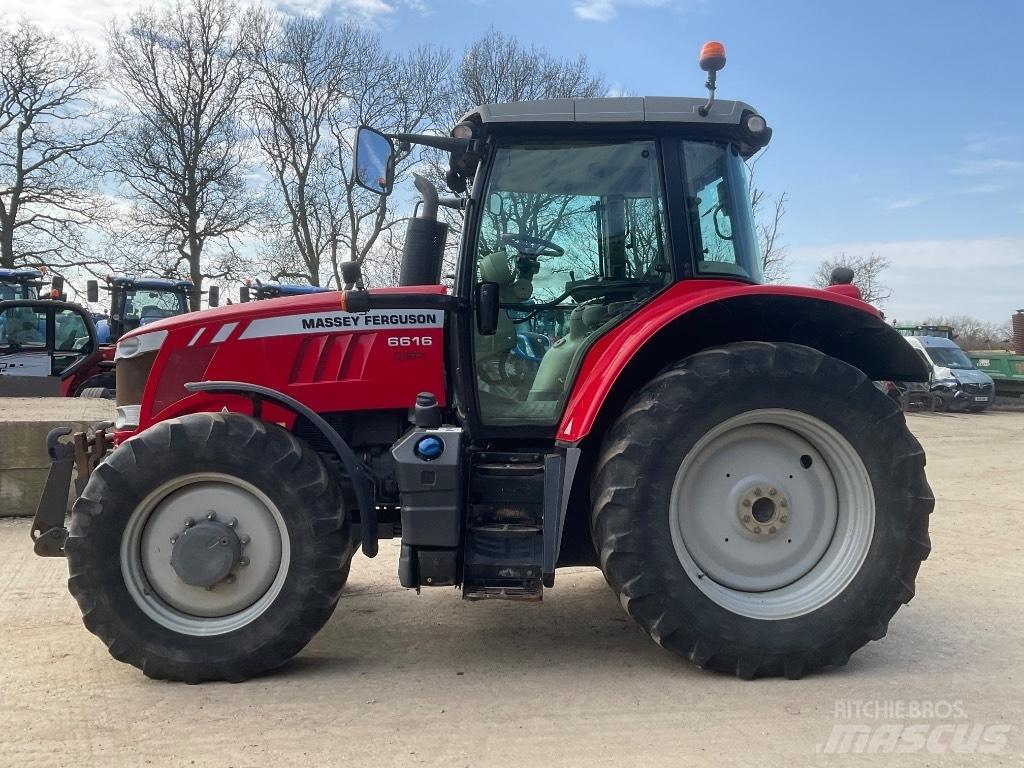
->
[{"left": 558, "top": 286, "right": 927, "bottom": 444}]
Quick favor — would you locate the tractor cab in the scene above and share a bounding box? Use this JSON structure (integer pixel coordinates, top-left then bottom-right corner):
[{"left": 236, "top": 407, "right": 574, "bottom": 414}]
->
[
  {"left": 0, "top": 267, "right": 63, "bottom": 301},
  {"left": 354, "top": 52, "right": 771, "bottom": 431},
  {"left": 88, "top": 275, "right": 213, "bottom": 344},
  {"left": 0, "top": 300, "right": 98, "bottom": 396}
]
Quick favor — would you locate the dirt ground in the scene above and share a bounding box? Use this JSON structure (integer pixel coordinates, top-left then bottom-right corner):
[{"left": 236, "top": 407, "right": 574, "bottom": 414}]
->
[{"left": 0, "top": 410, "right": 1022, "bottom": 767}]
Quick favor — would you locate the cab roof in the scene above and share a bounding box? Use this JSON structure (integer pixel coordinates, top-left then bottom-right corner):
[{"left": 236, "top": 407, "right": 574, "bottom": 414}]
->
[
  {"left": 0, "top": 267, "right": 44, "bottom": 283},
  {"left": 463, "top": 96, "right": 759, "bottom": 127},
  {"left": 460, "top": 96, "right": 769, "bottom": 157}
]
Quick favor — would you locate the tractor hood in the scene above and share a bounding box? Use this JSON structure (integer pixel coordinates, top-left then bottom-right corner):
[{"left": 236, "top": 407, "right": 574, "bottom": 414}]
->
[
  {"left": 117, "top": 285, "right": 449, "bottom": 434},
  {"left": 118, "top": 285, "right": 447, "bottom": 342}
]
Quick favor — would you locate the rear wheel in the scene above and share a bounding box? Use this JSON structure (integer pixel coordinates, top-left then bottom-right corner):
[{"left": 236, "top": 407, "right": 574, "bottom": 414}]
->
[
  {"left": 66, "top": 412, "right": 352, "bottom": 682},
  {"left": 591, "top": 342, "right": 933, "bottom": 679}
]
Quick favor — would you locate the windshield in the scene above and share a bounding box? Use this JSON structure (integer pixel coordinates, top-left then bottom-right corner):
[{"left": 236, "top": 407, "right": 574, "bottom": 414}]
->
[
  {"left": 123, "top": 289, "right": 189, "bottom": 324},
  {"left": 926, "top": 346, "right": 974, "bottom": 370},
  {"left": 0, "top": 283, "right": 37, "bottom": 301},
  {"left": 683, "top": 141, "right": 762, "bottom": 281}
]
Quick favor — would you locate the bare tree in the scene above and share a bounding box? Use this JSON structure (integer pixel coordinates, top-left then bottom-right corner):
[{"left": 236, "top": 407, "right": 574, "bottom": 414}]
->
[
  {"left": 448, "top": 28, "right": 605, "bottom": 123},
  {"left": 918, "top": 315, "right": 1012, "bottom": 350},
  {"left": 108, "top": 0, "right": 255, "bottom": 307},
  {"left": 0, "top": 20, "right": 115, "bottom": 271},
  {"left": 812, "top": 252, "right": 892, "bottom": 305},
  {"left": 327, "top": 43, "right": 448, "bottom": 286},
  {"left": 424, "top": 29, "right": 608, "bottom": 280},
  {"left": 246, "top": 12, "right": 446, "bottom": 287},
  {"left": 246, "top": 13, "right": 358, "bottom": 287},
  {"left": 747, "top": 151, "right": 788, "bottom": 283}
]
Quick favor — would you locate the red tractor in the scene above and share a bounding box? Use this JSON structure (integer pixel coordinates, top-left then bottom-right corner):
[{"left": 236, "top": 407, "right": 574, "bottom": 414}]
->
[{"left": 33, "top": 44, "right": 932, "bottom": 682}]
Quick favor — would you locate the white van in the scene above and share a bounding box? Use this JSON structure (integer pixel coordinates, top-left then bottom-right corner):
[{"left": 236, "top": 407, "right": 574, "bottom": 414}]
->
[{"left": 905, "top": 335, "right": 995, "bottom": 411}]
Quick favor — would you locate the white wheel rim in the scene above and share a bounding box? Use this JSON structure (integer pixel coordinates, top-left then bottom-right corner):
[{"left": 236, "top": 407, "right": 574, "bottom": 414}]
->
[
  {"left": 669, "top": 409, "right": 874, "bottom": 620},
  {"left": 121, "top": 472, "right": 290, "bottom": 637}
]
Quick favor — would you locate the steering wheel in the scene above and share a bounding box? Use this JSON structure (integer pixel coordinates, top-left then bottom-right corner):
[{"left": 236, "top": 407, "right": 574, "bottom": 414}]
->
[{"left": 499, "top": 233, "right": 564, "bottom": 258}]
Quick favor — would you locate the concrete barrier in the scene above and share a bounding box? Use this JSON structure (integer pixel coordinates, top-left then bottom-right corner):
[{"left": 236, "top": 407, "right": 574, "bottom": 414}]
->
[{"left": 0, "top": 398, "right": 115, "bottom": 517}]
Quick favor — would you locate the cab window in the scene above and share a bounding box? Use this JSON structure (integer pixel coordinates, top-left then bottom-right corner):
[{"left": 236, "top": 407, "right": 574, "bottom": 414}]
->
[
  {"left": 683, "top": 141, "right": 762, "bottom": 281},
  {"left": 473, "top": 139, "right": 670, "bottom": 426},
  {"left": 0, "top": 306, "right": 46, "bottom": 348}
]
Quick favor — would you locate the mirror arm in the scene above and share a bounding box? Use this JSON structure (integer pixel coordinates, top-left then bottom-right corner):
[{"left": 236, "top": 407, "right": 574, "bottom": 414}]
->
[{"left": 388, "top": 133, "right": 476, "bottom": 155}]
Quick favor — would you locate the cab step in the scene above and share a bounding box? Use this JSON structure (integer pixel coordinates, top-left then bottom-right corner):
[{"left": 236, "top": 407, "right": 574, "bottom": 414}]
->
[{"left": 462, "top": 452, "right": 549, "bottom": 601}]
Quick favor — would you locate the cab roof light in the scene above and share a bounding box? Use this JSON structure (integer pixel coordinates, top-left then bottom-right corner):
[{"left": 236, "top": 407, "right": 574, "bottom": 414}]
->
[{"left": 698, "top": 41, "right": 727, "bottom": 117}]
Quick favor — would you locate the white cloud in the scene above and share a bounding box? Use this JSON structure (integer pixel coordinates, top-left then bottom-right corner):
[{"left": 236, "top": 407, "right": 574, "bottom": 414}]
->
[
  {"left": 949, "top": 158, "right": 1024, "bottom": 176},
  {"left": 963, "top": 133, "right": 1023, "bottom": 155},
  {"left": 788, "top": 236, "right": 1024, "bottom": 323},
  {"left": 572, "top": 0, "right": 672, "bottom": 22},
  {"left": 886, "top": 196, "right": 929, "bottom": 210},
  {"left": 0, "top": 0, "right": 416, "bottom": 45}
]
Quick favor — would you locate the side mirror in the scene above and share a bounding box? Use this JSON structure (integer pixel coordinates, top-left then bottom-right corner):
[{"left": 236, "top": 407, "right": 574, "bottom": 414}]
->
[
  {"left": 476, "top": 282, "right": 499, "bottom": 336},
  {"left": 86, "top": 280, "right": 99, "bottom": 303},
  {"left": 239, "top": 286, "right": 250, "bottom": 303},
  {"left": 354, "top": 126, "right": 395, "bottom": 196},
  {"left": 208, "top": 285, "right": 220, "bottom": 307},
  {"left": 51, "top": 275, "right": 65, "bottom": 298}
]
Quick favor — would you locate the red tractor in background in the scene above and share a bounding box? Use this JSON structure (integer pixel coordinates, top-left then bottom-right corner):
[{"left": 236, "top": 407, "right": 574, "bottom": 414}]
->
[{"left": 33, "top": 44, "right": 932, "bottom": 683}]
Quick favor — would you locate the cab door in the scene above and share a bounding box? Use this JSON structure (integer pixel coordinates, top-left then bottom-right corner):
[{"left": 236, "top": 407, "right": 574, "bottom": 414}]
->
[
  {"left": 0, "top": 301, "right": 98, "bottom": 396},
  {"left": 466, "top": 137, "right": 673, "bottom": 432}
]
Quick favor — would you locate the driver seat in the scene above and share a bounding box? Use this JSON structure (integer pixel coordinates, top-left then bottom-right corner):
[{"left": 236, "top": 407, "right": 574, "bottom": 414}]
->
[{"left": 474, "top": 251, "right": 533, "bottom": 368}]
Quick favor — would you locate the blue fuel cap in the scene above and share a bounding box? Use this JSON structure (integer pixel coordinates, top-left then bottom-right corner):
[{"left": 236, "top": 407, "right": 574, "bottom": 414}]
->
[{"left": 414, "top": 435, "right": 444, "bottom": 461}]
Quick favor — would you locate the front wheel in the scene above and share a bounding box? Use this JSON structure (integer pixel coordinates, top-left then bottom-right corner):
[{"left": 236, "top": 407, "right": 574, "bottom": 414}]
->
[
  {"left": 591, "top": 342, "right": 933, "bottom": 679},
  {"left": 66, "top": 412, "right": 352, "bottom": 682}
]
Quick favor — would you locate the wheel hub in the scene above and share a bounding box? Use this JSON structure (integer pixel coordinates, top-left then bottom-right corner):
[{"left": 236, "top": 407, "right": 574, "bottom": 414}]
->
[
  {"left": 737, "top": 485, "right": 790, "bottom": 536},
  {"left": 669, "top": 409, "right": 875, "bottom": 620},
  {"left": 123, "top": 474, "right": 287, "bottom": 630},
  {"left": 170, "top": 518, "right": 242, "bottom": 587}
]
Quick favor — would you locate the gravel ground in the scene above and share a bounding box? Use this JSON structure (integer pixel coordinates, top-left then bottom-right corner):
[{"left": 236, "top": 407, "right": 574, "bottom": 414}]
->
[{"left": 0, "top": 410, "right": 1021, "bottom": 767}]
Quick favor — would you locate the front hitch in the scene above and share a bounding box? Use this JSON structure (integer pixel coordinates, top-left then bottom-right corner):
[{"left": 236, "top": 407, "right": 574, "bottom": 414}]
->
[{"left": 31, "top": 423, "right": 113, "bottom": 557}]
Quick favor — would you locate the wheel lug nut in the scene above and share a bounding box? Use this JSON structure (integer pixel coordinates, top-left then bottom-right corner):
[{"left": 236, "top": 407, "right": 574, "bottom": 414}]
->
[
  {"left": 170, "top": 535, "right": 178, "bottom": 544},
  {"left": 769, "top": 526, "right": 777, "bottom": 534},
  {"left": 780, "top": 499, "right": 788, "bottom": 508},
  {"left": 768, "top": 488, "right": 777, "bottom": 496},
  {"left": 239, "top": 556, "right": 250, "bottom": 567},
  {"left": 183, "top": 517, "right": 194, "bottom": 528},
  {"left": 742, "top": 499, "right": 752, "bottom": 507},
  {"left": 206, "top": 511, "right": 216, "bottom": 521},
  {"left": 754, "top": 487, "right": 762, "bottom": 496},
  {"left": 240, "top": 535, "right": 250, "bottom": 545},
  {"left": 753, "top": 526, "right": 762, "bottom": 534},
  {"left": 780, "top": 515, "right": 788, "bottom": 523},
  {"left": 743, "top": 514, "right": 752, "bottom": 523},
  {"left": 228, "top": 518, "right": 238, "bottom": 527}
]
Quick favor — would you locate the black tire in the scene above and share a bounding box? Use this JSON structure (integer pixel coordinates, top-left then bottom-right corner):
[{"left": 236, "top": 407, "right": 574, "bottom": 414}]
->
[
  {"left": 66, "top": 412, "right": 352, "bottom": 682},
  {"left": 591, "top": 342, "right": 933, "bottom": 679},
  {"left": 79, "top": 386, "right": 115, "bottom": 399}
]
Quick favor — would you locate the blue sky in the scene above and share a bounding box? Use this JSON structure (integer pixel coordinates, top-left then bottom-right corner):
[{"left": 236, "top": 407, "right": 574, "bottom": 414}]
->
[{"left": 8, "top": 0, "right": 1024, "bottom": 323}]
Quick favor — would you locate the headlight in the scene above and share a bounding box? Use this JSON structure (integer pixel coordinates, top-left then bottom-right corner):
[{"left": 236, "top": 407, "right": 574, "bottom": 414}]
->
[
  {"left": 115, "top": 329, "right": 167, "bottom": 360},
  {"left": 745, "top": 114, "right": 767, "bottom": 133}
]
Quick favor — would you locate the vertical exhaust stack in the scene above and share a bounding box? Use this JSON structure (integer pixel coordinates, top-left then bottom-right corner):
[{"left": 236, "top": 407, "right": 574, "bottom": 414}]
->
[
  {"left": 399, "top": 174, "right": 449, "bottom": 287},
  {"left": 1012, "top": 310, "right": 1024, "bottom": 355}
]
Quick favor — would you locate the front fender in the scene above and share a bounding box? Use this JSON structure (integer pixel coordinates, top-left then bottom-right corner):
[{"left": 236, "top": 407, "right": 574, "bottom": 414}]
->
[{"left": 558, "top": 281, "right": 926, "bottom": 443}]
